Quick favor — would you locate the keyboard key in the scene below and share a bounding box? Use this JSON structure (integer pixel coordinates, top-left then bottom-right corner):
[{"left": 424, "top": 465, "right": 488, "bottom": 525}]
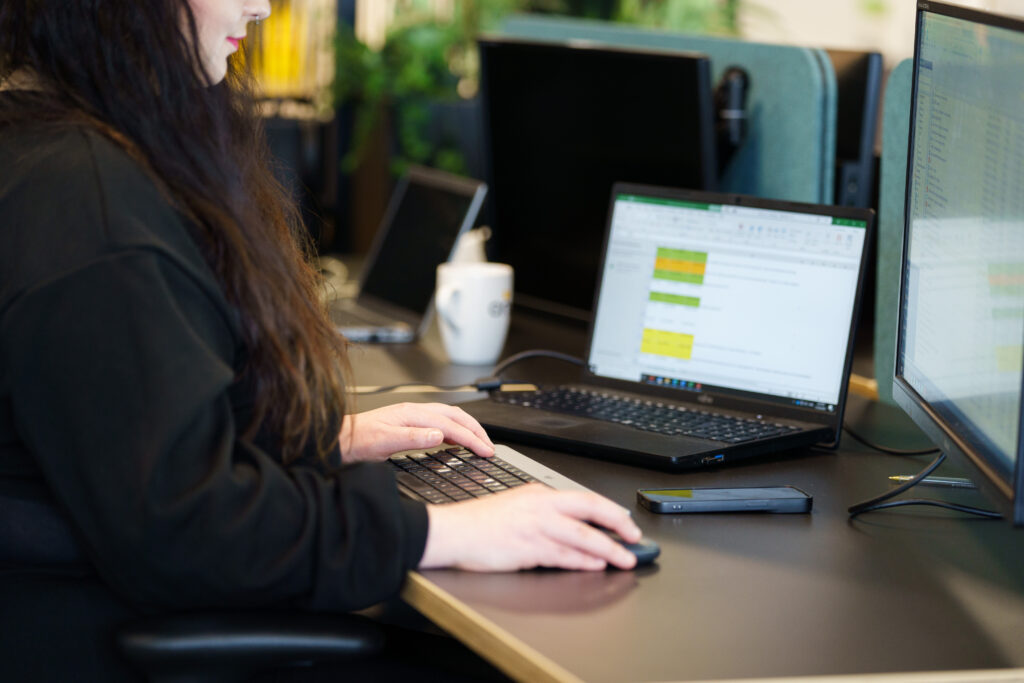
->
[{"left": 390, "top": 449, "right": 536, "bottom": 504}]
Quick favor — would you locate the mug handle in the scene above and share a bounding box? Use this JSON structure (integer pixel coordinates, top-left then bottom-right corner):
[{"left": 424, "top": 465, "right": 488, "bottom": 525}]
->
[{"left": 435, "top": 283, "right": 461, "bottom": 333}]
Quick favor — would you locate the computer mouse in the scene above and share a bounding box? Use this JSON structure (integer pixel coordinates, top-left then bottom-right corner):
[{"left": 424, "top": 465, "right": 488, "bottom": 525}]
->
[{"left": 600, "top": 528, "right": 661, "bottom": 566}]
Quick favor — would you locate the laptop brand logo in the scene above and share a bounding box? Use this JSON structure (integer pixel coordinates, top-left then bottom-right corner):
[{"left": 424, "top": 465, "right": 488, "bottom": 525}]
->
[{"left": 698, "top": 394, "right": 714, "bottom": 405}]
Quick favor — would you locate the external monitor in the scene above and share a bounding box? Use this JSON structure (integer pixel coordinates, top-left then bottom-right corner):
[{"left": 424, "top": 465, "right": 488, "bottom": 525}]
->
[
  {"left": 826, "top": 49, "right": 883, "bottom": 209},
  {"left": 894, "top": 0, "right": 1024, "bottom": 525},
  {"left": 478, "top": 37, "right": 718, "bottom": 321}
]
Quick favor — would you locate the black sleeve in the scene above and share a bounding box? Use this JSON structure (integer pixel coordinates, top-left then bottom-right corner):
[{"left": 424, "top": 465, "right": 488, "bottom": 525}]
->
[{"left": 1, "top": 249, "right": 428, "bottom": 612}]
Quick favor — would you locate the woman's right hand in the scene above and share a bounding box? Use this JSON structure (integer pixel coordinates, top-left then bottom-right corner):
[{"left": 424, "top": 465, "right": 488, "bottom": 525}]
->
[{"left": 419, "top": 484, "right": 642, "bottom": 572}]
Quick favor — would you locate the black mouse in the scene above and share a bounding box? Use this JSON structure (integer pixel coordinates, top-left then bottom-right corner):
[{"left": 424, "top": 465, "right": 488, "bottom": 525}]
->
[{"left": 600, "top": 529, "right": 661, "bottom": 566}]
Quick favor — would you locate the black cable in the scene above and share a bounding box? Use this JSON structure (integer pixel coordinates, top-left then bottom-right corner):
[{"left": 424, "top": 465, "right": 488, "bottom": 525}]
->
[
  {"left": 848, "top": 452, "right": 1001, "bottom": 520},
  {"left": 354, "top": 382, "right": 471, "bottom": 396},
  {"left": 491, "top": 349, "right": 586, "bottom": 378},
  {"left": 353, "top": 349, "right": 584, "bottom": 396},
  {"left": 851, "top": 498, "right": 1003, "bottom": 519},
  {"left": 849, "top": 451, "right": 946, "bottom": 515},
  {"left": 842, "top": 423, "right": 941, "bottom": 456}
]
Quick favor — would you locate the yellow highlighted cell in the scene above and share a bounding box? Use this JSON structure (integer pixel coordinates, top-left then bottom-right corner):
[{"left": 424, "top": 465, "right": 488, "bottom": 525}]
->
[
  {"left": 641, "top": 329, "right": 694, "bottom": 360},
  {"left": 995, "top": 345, "right": 1023, "bottom": 373}
]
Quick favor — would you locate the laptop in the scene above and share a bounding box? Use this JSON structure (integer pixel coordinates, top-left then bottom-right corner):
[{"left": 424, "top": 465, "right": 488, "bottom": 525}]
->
[
  {"left": 460, "top": 183, "right": 874, "bottom": 471},
  {"left": 329, "top": 166, "right": 487, "bottom": 343}
]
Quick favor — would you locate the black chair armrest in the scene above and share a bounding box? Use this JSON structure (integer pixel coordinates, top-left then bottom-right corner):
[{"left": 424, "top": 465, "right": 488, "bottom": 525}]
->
[{"left": 116, "top": 611, "right": 385, "bottom": 683}]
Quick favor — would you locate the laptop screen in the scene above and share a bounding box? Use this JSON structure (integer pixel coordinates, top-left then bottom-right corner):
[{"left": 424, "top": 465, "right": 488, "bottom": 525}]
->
[
  {"left": 588, "top": 191, "right": 869, "bottom": 413},
  {"left": 360, "top": 172, "right": 482, "bottom": 315}
]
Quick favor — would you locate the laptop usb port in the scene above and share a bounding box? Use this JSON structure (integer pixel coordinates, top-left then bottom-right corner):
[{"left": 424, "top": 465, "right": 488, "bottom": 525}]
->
[{"left": 702, "top": 454, "right": 725, "bottom": 465}]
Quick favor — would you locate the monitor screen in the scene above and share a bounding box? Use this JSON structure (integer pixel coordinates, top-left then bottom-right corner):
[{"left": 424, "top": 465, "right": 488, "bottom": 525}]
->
[
  {"left": 895, "top": 1, "right": 1024, "bottom": 524},
  {"left": 479, "top": 37, "right": 718, "bottom": 320},
  {"left": 589, "top": 191, "right": 868, "bottom": 413}
]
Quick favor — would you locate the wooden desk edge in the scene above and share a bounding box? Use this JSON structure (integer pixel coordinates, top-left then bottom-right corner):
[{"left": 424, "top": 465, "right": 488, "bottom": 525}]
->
[
  {"left": 402, "top": 566, "right": 1024, "bottom": 683},
  {"left": 401, "top": 571, "right": 584, "bottom": 683},
  {"left": 674, "top": 669, "right": 1024, "bottom": 683}
]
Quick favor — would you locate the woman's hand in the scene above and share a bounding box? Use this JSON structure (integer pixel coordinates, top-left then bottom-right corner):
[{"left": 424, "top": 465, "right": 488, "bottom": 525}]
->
[
  {"left": 340, "top": 402, "right": 495, "bottom": 463},
  {"left": 420, "top": 484, "right": 642, "bottom": 572}
]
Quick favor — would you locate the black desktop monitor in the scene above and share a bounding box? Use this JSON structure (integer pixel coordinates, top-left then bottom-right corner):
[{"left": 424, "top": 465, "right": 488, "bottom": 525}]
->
[
  {"left": 479, "top": 37, "right": 718, "bottom": 321},
  {"left": 826, "top": 49, "right": 883, "bottom": 209},
  {"left": 894, "top": 1, "right": 1024, "bottom": 525}
]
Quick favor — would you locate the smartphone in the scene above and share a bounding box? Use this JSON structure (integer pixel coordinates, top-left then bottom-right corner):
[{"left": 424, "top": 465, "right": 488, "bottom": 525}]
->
[{"left": 636, "top": 486, "right": 812, "bottom": 514}]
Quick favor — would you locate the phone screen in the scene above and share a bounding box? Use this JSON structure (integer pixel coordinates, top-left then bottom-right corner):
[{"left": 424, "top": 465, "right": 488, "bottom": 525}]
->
[{"left": 640, "top": 487, "right": 807, "bottom": 503}]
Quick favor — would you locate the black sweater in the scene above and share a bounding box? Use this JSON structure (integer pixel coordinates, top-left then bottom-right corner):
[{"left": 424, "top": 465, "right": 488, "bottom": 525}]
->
[{"left": 0, "top": 120, "right": 428, "bottom": 612}]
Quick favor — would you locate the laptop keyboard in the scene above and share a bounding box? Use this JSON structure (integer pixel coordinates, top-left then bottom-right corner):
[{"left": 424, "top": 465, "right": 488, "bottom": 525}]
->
[
  {"left": 390, "top": 446, "right": 538, "bottom": 504},
  {"left": 491, "top": 387, "right": 800, "bottom": 444}
]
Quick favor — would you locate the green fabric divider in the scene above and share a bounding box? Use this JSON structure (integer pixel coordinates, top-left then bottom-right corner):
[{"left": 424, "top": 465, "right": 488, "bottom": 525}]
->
[
  {"left": 874, "top": 59, "right": 913, "bottom": 405},
  {"left": 499, "top": 14, "right": 834, "bottom": 204}
]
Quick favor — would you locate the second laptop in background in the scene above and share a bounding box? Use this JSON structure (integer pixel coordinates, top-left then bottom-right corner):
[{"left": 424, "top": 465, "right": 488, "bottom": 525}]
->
[{"left": 329, "top": 166, "right": 487, "bottom": 343}]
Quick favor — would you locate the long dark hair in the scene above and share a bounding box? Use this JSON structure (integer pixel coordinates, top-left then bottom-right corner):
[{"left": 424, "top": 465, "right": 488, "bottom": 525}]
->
[{"left": 0, "top": 1, "right": 349, "bottom": 460}]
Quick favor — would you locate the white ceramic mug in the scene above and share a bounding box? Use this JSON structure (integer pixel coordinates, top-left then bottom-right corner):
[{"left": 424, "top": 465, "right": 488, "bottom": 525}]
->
[{"left": 435, "top": 262, "right": 513, "bottom": 365}]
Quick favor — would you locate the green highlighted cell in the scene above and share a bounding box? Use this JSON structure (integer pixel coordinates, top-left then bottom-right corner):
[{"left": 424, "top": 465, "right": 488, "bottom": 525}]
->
[
  {"left": 650, "top": 292, "right": 700, "bottom": 307},
  {"left": 991, "top": 285, "right": 1024, "bottom": 298},
  {"left": 656, "top": 248, "right": 708, "bottom": 263},
  {"left": 654, "top": 270, "right": 705, "bottom": 285},
  {"left": 989, "top": 263, "right": 1024, "bottom": 277},
  {"left": 992, "top": 307, "right": 1024, "bottom": 320}
]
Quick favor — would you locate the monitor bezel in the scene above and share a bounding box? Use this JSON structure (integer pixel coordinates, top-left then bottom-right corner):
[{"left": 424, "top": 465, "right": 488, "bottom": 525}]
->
[{"left": 893, "top": 0, "right": 1024, "bottom": 525}]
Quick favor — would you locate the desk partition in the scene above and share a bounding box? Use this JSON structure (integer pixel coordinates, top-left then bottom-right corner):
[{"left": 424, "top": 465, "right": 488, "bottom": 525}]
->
[
  {"left": 498, "top": 14, "right": 836, "bottom": 205},
  {"left": 874, "top": 59, "right": 913, "bottom": 405}
]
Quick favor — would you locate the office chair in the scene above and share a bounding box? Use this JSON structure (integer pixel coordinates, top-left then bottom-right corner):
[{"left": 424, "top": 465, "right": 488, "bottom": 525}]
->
[
  {"left": 116, "top": 610, "right": 385, "bottom": 683},
  {"left": 1, "top": 487, "right": 384, "bottom": 683}
]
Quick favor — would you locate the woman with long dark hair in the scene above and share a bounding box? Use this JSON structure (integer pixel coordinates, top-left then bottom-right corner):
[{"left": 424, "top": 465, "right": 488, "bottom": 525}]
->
[{"left": 0, "top": 0, "right": 640, "bottom": 678}]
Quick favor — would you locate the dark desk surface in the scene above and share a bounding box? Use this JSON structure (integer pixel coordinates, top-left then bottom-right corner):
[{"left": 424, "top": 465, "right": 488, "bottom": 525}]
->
[{"left": 349, "top": 312, "right": 1024, "bottom": 683}]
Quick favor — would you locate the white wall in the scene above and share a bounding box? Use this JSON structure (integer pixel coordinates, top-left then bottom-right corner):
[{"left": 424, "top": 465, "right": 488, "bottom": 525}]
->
[{"left": 740, "top": 0, "right": 1024, "bottom": 67}]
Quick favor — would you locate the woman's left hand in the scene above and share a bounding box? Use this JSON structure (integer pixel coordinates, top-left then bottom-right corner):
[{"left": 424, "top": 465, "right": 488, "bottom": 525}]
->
[{"left": 340, "top": 402, "right": 496, "bottom": 463}]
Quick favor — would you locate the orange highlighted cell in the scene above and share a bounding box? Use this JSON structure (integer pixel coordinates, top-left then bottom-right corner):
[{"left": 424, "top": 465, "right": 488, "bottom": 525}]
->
[{"left": 654, "top": 257, "right": 707, "bottom": 276}]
